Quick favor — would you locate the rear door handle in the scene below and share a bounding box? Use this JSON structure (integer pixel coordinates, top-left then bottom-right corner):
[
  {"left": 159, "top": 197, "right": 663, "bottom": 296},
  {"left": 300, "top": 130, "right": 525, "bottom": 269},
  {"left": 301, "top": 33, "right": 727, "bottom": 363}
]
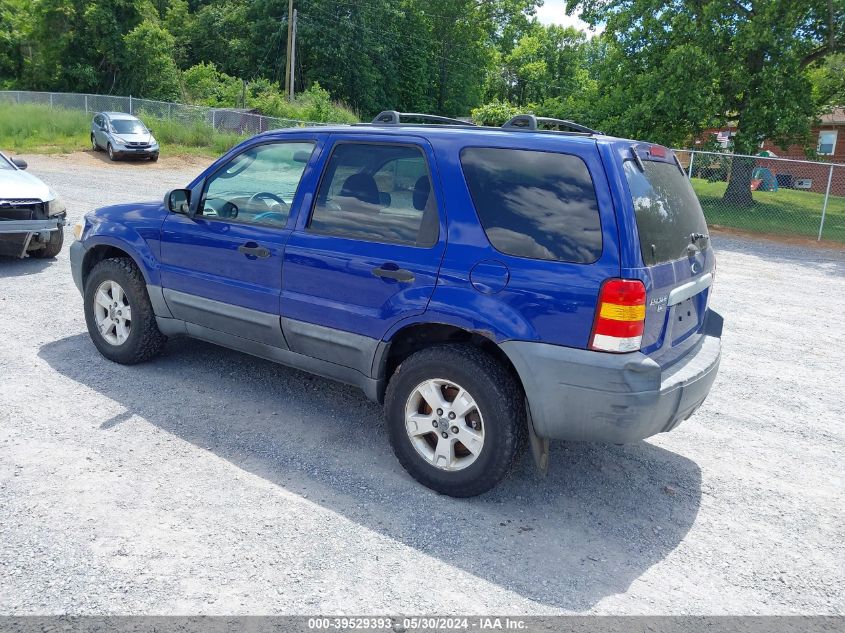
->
[
  {"left": 238, "top": 243, "right": 270, "bottom": 258},
  {"left": 372, "top": 266, "right": 415, "bottom": 282}
]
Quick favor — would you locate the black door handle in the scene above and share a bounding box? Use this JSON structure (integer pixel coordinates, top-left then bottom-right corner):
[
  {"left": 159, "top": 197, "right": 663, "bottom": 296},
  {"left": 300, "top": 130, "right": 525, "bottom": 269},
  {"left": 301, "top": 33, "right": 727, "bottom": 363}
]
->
[
  {"left": 238, "top": 243, "right": 270, "bottom": 258},
  {"left": 372, "top": 266, "right": 415, "bottom": 282}
]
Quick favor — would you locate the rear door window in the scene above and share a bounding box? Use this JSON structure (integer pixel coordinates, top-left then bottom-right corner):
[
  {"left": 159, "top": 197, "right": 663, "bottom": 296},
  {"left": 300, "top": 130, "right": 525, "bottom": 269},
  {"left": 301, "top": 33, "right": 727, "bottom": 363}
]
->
[
  {"left": 309, "top": 143, "right": 438, "bottom": 247},
  {"left": 623, "top": 159, "right": 709, "bottom": 265},
  {"left": 460, "top": 147, "right": 602, "bottom": 263}
]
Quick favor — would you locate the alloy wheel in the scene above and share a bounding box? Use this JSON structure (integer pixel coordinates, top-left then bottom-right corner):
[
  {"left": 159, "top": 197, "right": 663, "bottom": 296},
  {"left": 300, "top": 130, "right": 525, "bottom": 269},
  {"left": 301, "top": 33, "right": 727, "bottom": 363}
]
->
[
  {"left": 404, "top": 378, "right": 485, "bottom": 471},
  {"left": 92, "top": 280, "right": 132, "bottom": 345}
]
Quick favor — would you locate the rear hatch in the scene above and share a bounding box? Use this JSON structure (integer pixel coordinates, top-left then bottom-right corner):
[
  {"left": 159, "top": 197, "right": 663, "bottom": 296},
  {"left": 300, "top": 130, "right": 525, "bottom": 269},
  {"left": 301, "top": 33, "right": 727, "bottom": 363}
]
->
[{"left": 621, "top": 145, "right": 715, "bottom": 366}]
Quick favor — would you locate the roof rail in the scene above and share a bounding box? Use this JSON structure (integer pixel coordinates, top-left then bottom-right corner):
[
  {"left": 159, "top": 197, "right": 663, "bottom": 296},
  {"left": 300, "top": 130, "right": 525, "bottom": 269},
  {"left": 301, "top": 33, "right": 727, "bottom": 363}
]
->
[
  {"left": 502, "top": 114, "right": 599, "bottom": 135},
  {"left": 371, "top": 110, "right": 474, "bottom": 126}
]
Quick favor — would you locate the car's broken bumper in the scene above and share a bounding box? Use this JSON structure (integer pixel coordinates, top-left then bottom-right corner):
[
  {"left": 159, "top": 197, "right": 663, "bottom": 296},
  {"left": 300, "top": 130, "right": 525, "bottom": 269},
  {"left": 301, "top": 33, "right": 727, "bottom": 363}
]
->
[{"left": 0, "top": 216, "right": 65, "bottom": 257}]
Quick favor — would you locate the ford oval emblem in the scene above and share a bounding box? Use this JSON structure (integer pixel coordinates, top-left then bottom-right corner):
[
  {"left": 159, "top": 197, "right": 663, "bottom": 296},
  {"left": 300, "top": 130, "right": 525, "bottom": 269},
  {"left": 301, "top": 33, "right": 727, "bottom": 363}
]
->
[{"left": 691, "top": 261, "right": 701, "bottom": 274}]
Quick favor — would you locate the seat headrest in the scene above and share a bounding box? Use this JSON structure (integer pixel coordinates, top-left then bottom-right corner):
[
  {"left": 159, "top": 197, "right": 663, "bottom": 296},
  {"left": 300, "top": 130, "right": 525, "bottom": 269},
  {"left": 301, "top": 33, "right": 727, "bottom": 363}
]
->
[
  {"left": 413, "top": 175, "right": 431, "bottom": 211},
  {"left": 340, "top": 173, "right": 380, "bottom": 205}
]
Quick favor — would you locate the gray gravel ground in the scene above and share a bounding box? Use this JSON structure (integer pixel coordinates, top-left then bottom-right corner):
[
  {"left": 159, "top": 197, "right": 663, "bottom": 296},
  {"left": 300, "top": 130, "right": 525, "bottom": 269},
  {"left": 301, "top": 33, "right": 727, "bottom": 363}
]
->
[{"left": 0, "top": 152, "right": 843, "bottom": 615}]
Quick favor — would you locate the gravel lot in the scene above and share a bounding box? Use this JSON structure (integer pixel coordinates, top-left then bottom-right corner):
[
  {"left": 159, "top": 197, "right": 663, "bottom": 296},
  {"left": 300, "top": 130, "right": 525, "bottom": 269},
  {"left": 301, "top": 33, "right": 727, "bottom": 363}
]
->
[{"left": 0, "top": 152, "right": 843, "bottom": 615}]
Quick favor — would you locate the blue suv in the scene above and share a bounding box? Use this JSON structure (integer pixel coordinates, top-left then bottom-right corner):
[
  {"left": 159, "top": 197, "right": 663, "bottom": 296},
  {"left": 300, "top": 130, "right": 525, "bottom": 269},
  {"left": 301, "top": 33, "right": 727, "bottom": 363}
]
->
[{"left": 70, "top": 112, "right": 722, "bottom": 497}]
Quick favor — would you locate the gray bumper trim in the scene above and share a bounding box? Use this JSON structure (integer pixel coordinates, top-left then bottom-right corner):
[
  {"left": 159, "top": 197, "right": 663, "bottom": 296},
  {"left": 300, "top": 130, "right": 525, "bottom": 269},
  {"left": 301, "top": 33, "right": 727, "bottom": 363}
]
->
[
  {"left": 0, "top": 218, "right": 63, "bottom": 234},
  {"left": 501, "top": 310, "right": 722, "bottom": 443},
  {"left": 70, "top": 241, "right": 85, "bottom": 294}
]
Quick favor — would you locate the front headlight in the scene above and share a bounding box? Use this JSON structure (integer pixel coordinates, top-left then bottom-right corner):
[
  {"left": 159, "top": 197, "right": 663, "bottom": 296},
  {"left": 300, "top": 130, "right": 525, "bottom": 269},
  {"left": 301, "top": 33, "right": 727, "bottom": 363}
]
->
[
  {"left": 46, "top": 198, "right": 66, "bottom": 216},
  {"left": 73, "top": 218, "right": 85, "bottom": 241},
  {"left": 113, "top": 136, "right": 127, "bottom": 144}
]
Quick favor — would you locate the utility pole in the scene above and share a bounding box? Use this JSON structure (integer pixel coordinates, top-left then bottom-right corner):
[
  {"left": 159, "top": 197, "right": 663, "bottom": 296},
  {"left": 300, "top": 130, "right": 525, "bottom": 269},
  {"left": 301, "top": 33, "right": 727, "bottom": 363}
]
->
[
  {"left": 289, "top": 9, "right": 298, "bottom": 101},
  {"left": 283, "top": 0, "right": 294, "bottom": 99}
]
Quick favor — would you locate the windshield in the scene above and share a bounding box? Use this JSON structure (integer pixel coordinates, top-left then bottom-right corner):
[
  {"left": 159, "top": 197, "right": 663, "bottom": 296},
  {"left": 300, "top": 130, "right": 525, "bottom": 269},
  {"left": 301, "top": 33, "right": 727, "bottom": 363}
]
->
[
  {"left": 624, "top": 159, "right": 709, "bottom": 266},
  {"left": 111, "top": 119, "right": 147, "bottom": 134}
]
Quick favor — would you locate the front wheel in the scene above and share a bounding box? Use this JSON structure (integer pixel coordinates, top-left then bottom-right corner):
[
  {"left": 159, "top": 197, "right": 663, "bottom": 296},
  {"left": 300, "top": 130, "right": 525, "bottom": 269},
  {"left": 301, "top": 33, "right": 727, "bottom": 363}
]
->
[
  {"left": 107, "top": 144, "right": 116, "bottom": 161},
  {"left": 384, "top": 344, "right": 526, "bottom": 497},
  {"left": 83, "top": 257, "right": 166, "bottom": 364}
]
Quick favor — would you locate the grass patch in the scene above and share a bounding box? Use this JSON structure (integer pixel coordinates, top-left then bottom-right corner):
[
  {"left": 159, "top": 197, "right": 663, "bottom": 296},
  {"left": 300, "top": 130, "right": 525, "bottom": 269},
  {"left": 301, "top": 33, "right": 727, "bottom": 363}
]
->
[
  {"left": 691, "top": 178, "right": 845, "bottom": 243},
  {"left": 0, "top": 103, "right": 250, "bottom": 157}
]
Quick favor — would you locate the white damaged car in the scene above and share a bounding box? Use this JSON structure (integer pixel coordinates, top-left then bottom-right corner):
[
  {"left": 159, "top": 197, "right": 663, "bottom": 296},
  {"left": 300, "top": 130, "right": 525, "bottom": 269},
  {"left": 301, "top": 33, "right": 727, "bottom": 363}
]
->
[{"left": 0, "top": 152, "right": 66, "bottom": 258}]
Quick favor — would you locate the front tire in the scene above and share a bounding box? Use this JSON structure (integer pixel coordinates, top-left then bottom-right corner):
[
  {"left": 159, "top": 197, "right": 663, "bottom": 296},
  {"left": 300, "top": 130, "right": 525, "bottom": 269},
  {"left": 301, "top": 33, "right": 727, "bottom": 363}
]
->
[
  {"left": 384, "top": 344, "right": 526, "bottom": 497},
  {"left": 83, "top": 257, "right": 166, "bottom": 364},
  {"left": 149, "top": 153, "right": 159, "bottom": 162},
  {"left": 107, "top": 143, "right": 116, "bottom": 161},
  {"left": 30, "top": 229, "right": 63, "bottom": 258}
]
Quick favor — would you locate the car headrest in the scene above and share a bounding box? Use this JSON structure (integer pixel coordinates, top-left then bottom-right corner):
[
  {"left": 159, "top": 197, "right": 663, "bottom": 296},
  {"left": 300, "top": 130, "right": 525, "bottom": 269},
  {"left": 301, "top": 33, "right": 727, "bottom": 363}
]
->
[
  {"left": 340, "top": 173, "right": 380, "bottom": 205},
  {"left": 413, "top": 176, "right": 431, "bottom": 210}
]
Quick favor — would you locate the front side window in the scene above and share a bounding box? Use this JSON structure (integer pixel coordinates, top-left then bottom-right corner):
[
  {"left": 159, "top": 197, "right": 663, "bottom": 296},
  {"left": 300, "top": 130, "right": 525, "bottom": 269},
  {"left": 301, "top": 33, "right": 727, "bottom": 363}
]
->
[
  {"left": 200, "top": 142, "right": 315, "bottom": 226},
  {"left": 460, "top": 147, "right": 603, "bottom": 263},
  {"left": 309, "top": 143, "right": 439, "bottom": 246},
  {"left": 818, "top": 130, "right": 837, "bottom": 155}
]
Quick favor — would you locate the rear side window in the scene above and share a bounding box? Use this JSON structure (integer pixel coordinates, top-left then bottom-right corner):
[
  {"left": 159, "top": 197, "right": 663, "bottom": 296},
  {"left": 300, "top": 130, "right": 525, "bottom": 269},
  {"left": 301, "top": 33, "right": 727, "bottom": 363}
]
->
[
  {"left": 460, "top": 148, "right": 602, "bottom": 263},
  {"left": 624, "top": 160, "right": 709, "bottom": 265},
  {"left": 309, "top": 143, "right": 439, "bottom": 246}
]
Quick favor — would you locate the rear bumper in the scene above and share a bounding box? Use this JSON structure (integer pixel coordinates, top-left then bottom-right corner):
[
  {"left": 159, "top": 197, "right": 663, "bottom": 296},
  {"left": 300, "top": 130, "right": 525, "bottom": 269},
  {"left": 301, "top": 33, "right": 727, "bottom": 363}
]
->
[{"left": 501, "top": 310, "right": 723, "bottom": 443}]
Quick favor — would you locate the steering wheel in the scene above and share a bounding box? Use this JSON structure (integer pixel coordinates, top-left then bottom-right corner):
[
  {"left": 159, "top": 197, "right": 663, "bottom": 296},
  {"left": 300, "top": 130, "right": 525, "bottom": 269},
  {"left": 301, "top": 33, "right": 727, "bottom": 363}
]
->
[{"left": 247, "top": 191, "right": 287, "bottom": 210}]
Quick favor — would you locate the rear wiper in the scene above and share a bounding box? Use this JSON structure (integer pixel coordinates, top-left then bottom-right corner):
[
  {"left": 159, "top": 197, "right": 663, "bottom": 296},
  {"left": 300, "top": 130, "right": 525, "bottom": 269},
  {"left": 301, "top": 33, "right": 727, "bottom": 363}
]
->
[{"left": 631, "top": 146, "right": 646, "bottom": 172}]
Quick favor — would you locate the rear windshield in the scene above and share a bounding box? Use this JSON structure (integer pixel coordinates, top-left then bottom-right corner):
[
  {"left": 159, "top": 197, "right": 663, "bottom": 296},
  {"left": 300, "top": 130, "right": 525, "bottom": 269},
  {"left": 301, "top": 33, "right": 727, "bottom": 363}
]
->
[
  {"left": 624, "top": 160, "right": 709, "bottom": 265},
  {"left": 461, "top": 148, "right": 602, "bottom": 264}
]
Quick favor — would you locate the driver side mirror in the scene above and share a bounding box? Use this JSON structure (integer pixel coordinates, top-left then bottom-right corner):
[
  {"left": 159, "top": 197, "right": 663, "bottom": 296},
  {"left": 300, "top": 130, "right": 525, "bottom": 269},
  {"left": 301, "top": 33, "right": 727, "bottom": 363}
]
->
[
  {"left": 165, "top": 189, "right": 192, "bottom": 215},
  {"left": 11, "top": 158, "right": 27, "bottom": 170}
]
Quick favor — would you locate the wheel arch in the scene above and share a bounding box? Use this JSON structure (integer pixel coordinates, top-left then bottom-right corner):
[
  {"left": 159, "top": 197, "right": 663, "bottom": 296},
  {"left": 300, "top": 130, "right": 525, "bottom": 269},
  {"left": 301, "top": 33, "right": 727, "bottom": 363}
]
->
[
  {"left": 80, "top": 238, "right": 157, "bottom": 290},
  {"left": 373, "top": 320, "right": 526, "bottom": 405}
]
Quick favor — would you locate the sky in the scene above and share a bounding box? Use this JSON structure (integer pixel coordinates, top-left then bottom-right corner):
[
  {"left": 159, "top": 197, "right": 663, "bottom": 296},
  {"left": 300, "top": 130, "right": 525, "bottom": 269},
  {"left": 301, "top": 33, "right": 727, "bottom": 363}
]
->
[{"left": 535, "top": 0, "right": 603, "bottom": 36}]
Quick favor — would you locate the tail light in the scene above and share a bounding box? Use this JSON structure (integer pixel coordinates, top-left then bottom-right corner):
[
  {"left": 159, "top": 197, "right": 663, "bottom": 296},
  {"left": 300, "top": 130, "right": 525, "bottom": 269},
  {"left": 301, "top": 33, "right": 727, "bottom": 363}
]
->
[{"left": 589, "top": 279, "right": 647, "bottom": 353}]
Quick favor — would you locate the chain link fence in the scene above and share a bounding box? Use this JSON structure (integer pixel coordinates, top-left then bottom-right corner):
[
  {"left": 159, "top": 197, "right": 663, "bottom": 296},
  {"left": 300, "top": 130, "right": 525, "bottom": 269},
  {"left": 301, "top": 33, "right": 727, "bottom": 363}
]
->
[
  {"left": 0, "top": 90, "right": 327, "bottom": 135},
  {"left": 675, "top": 149, "right": 844, "bottom": 243}
]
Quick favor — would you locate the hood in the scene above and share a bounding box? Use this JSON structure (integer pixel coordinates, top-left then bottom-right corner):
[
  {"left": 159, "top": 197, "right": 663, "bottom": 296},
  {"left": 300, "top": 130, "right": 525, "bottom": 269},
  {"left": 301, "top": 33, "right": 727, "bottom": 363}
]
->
[
  {"left": 0, "top": 169, "right": 53, "bottom": 202},
  {"left": 112, "top": 131, "right": 154, "bottom": 143}
]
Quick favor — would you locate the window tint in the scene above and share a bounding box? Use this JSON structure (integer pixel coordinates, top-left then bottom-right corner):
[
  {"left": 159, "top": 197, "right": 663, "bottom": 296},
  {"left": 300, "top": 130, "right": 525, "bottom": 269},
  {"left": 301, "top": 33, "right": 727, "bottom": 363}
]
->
[
  {"left": 460, "top": 148, "right": 602, "bottom": 263},
  {"left": 623, "top": 159, "right": 709, "bottom": 265},
  {"left": 200, "top": 142, "right": 315, "bottom": 226},
  {"left": 309, "top": 143, "right": 438, "bottom": 246}
]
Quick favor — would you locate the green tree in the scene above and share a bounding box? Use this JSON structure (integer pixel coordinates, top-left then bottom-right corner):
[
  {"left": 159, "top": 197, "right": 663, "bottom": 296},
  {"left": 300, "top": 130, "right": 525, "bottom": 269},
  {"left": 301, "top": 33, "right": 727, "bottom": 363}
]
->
[
  {"left": 122, "top": 20, "right": 181, "bottom": 100},
  {"left": 570, "top": 0, "right": 845, "bottom": 205},
  {"left": 0, "top": 0, "right": 28, "bottom": 87}
]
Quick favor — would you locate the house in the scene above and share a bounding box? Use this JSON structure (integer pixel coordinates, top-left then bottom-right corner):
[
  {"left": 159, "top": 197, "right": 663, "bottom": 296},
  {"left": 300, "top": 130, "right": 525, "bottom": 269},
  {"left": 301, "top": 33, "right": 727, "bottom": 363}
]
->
[{"left": 694, "top": 108, "right": 845, "bottom": 195}]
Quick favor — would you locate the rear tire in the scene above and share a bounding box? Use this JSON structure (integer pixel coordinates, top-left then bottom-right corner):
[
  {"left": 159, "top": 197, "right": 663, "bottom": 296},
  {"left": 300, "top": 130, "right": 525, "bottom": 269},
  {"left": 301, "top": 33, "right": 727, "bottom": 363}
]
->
[
  {"left": 83, "top": 257, "right": 166, "bottom": 364},
  {"left": 91, "top": 135, "right": 100, "bottom": 151},
  {"left": 384, "top": 344, "right": 526, "bottom": 497},
  {"left": 30, "top": 229, "right": 63, "bottom": 259}
]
